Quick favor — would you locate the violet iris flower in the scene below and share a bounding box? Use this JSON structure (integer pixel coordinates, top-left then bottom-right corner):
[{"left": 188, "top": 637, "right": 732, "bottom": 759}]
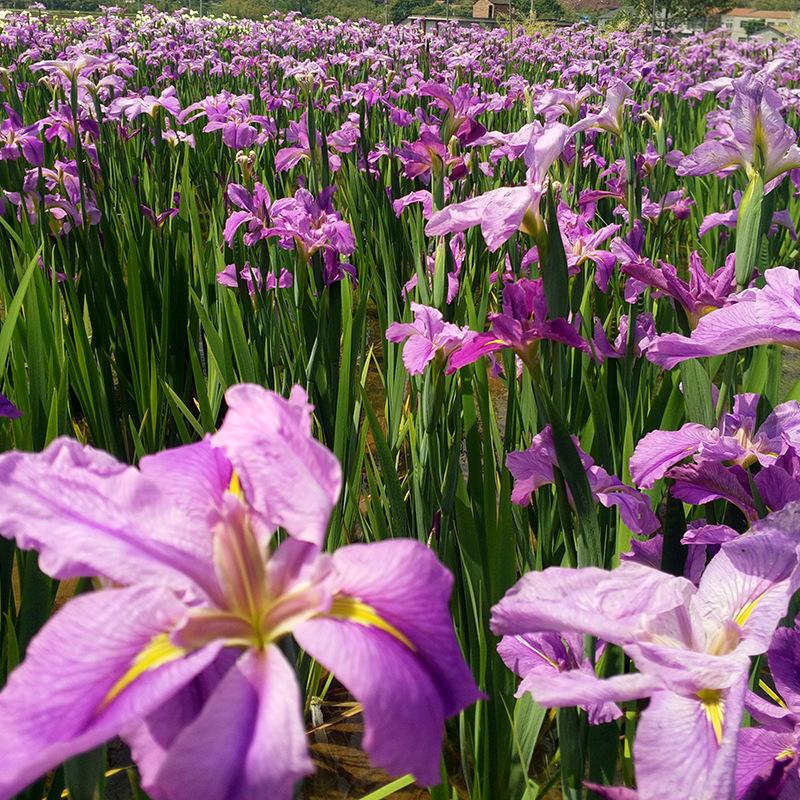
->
[
  {"left": 446, "top": 278, "right": 589, "bottom": 372},
  {"left": 630, "top": 393, "right": 800, "bottom": 489},
  {"left": 419, "top": 81, "right": 487, "bottom": 145},
  {"left": 492, "top": 508, "right": 800, "bottom": 800},
  {"left": 699, "top": 191, "right": 797, "bottom": 240},
  {"left": 498, "top": 632, "right": 621, "bottom": 725},
  {"left": 0, "top": 106, "right": 43, "bottom": 166},
  {"left": 557, "top": 202, "right": 619, "bottom": 290},
  {"left": 425, "top": 123, "right": 569, "bottom": 252},
  {"left": 615, "top": 246, "right": 736, "bottom": 328},
  {"left": 217, "top": 263, "right": 293, "bottom": 296},
  {"left": 631, "top": 394, "right": 800, "bottom": 520},
  {"left": 268, "top": 186, "right": 356, "bottom": 285},
  {"left": 534, "top": 86, "right": 594, "bottom": 123},
  {"left": 398, "top": 131, "right": 466, "bottom": 182},
  {"left": 737, "top": 624, "right": 800, "bottom": 799},
  {"left": 0, "top": 392, "right": 20, "bottom": 419},
  {"left": 570, "top": 79, "right": 633, "bottom": 138},
  {"left": 0, "top": 384, "right": 480, "bottom": 800},
  {"left": 507, "top": 425, "right": 660, "bottom": 535},
  {"left": 110, "top": 87, "right": 182, "bottom": 122},
  {"left": 386, "top": 303, "right": 473, "bottom": 376},
  {"left": 677, "top": 75, "right": 800, "bottom": 186},
  {"left": 274, "top": 113, "right": 356, "bottom": 174},
  {"left": 140, "top": 193, "right": 181, "bottom": 229},
  {"left": 592, "top": 313, "right": 655, "bottom": 362},
  {"left": 223, "top": 182, "right": 272, "bottom": 248},
  {"left": 646, "top": 267, "right": 800, "bottom": 369},
  {"left": 203, "top": 108, "right": 276, "bottom": 150}
]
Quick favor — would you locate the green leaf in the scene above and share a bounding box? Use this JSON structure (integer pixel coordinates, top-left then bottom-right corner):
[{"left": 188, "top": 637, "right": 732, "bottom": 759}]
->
[
  {"left": 734, "top": 174, "right": 764, "bottom": 289},
  {"left": 680, "top": 359, "right": 714, "bottom": 428},
  {"left": 541, "top": 188, "right": 569, "bottom": 319},
  {"left": 64, "top": 745, "right": 106, "bottom": 800}
]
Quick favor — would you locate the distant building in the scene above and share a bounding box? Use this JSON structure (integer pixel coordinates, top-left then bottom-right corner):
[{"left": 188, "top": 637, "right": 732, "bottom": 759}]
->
[
  {"left": 472, "top": 0, "right": 511, "bottom": 19},
  {"left": 402, "top": 13, "right": 504, "bottom": 29},
  {"left": 752, "top": 24, "right": 788, "bottom": 42},
  {"left": 719, "top": 7, "right": 796, "bottom": 39}
]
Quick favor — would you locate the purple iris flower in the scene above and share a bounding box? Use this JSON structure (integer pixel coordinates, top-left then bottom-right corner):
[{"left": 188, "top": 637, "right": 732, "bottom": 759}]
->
[
  {"left": 446, "top": 278, "right": 589, "bottom": 372},
  {"left": 109, "top": 87, "right": 183, "bottom": 122},
  {"left": 507, "top": 425, "right": 660, "bottom": 535},
  {"left": 268, "top": 187, "right": 356, "bottom": 285},
  {"left": 533, "top": 86, "right": 594, "bottom": 122},
  {"left": 592, "top": 313, "right": 655, "bottom": 362},
  {"left": 677, "top": 75, "right": 800, "bottom": 186},
  {"left": 557, "top": 202, "right": 619, "bottom": 290},
  {"left": 646, "top": 267, "right": 800, "bottom": 369},
  {"left": 217, "top": 263, "right": 293, "bottom": 295},
  {"left": 630, "top": 393, "right": 800, "bottom": 489},
  {"left": 0, "top": 105, "right": 43, "bottom": 166},
  {"left": 497, "top": 632, "right": 620, "bottom": 725},
  {"left": 631, "top": 394, "right": 800, "bottom": 520},
  {"left": 39, "top": 104, "right": 99, "bottom": 150},
  {"left": 386, "top": 303, "right": 473, "bottom": 376},
  {"left": 617, "top": 245, "right": 736, "bottom": 327},
  {"left": 492, "top": 508, "right": 800, "bottom": 800},
  {"left": 0, "top": 392, "right": 21, "bottom": 419},
  {"left": 0, "top": 384, "right": 480, "bottom": 800},
  {"left": 398, "top": 131, "right": 466, "bottom": 182},
  {"left": 140, "top": 193, "right": 181, "bottom": 229},
  {"left": 570, "top": 79, "right": 633, "bottom": 138},
  {"left": 419, "top": 81, "right": 487, "bottom": 145},
  {"left": 203, "top": 108, "right": 276, "bottom": 150},
  {"left": 425, "top": 123, "right": 569, "bottom": 252},
  {"left": 274, "top": 113, "right": 356, "bottom": 174},
  {"left": 699, "top": 191, "right": 797, "bottom": 240},
  {"left": 737, "top": 624, "right": 800, "bottom": 799},
  {"left": 223, "top": 182, "right": 272, "bottom": 248}
]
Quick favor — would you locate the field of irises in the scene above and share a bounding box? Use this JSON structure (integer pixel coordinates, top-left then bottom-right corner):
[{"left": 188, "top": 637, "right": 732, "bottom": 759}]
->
[{"left": 0, "top": 6, "right": 800, "bottom": 800}]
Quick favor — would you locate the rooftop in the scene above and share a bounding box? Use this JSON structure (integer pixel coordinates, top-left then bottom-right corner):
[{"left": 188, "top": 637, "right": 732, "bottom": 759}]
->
[{"left": 721, "top": 7, "right": 795, "bottom": 18}]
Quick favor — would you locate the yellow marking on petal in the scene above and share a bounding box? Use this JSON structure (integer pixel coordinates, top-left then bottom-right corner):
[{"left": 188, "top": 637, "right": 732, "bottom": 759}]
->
[
  {"left": 735, "top": 592, "right": 768, "bottom": 628},
  {"left": 328, "top": 596, "right": 416, "bottom": 652},
  {"left": 758, "top": 679, "right": 787, "bottom": 708},
  {"left": 100, "top": 634, "right": 186, "bottom": 710},
  {"left": 697, "top": 689, "right": 725, "bottom": 745},
  {"left": 514, "top": 634, "right": 559, "bottom": 670},
  {"left": 777, "top": 746, "right": 795, "bottom": 761},
  {"left": 228, "top": 470, "right": 244, "bottom": 500}
]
